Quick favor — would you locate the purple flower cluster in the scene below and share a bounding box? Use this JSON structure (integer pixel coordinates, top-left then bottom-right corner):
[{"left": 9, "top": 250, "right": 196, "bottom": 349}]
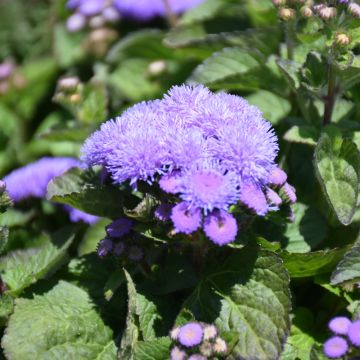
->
[
  {"left": 2, "top": 157, "right": 98, "bottom": 224},
  {"left": 170, "top": 322, "right": 227, "bottom": 359},
  {"left": 324, "top": 316, "right": 360, "bottom": 358},
  {"left": 97, "top": 217, "right": 144, "bottom": 260},
  {"left": 82, "top": 85, "right": 295, "bottom": 246},
  {"left": 66, "top": 0, "right": 205, "bottom": 31}
]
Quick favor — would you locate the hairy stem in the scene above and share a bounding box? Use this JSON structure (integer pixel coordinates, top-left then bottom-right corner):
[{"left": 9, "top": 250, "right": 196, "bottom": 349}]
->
[
  {"left": 285, "top": 21, "right": 295, "bottom": 60},
  {"left": 162, "top": 0, "right": 178, "bottom": 27},
  {"left": 323, "top": 61, "right": 337, "bottom": 126}
]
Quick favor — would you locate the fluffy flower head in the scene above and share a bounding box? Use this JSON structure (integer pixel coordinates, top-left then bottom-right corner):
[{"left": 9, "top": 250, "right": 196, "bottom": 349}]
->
[
  {"left": 328, "top": 316, "right": 351, "bottom": 335},
  {"left": 171, "top": 202, "right": 202, "bottom": 234},
  {"left": 323, "top": 336, "right": 348, "bottom": 358},
  {"left": 348, "top": 319, "right": 360, "bottom": 347},
  {"left": 178, "top": 322, "right": 203, "bottom": 347}
]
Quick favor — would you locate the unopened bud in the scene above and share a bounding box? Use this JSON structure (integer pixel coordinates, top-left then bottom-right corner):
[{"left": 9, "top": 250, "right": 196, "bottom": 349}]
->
[
  {"left": 279, "top": 7, "right": 295, "bottom": 21},
  {"left": 69, "top": 93, "right": 82, "bottom": 104},
  {"left": 272, "top": 0, "right": 286, "bottom": 6},
  {"left": 66, "top": 13, "right": 86, "bottom": 32},
  {"left": 301, "top": 6, "right": 313, "bottom": 17},
  {"left": 89, "top": 15, "right": 105, "bottom": 29},
  {"left": 0, "top": 180, "right": 6, "bottom": 192},
  {"left": 349, "top": 2, "right": 360, "bottom": 18},
  {"left": 58, "top": 76, "right": 80, "bottom": 91},
  {"left": 336, "top": 33, "right": 350, "bottom": 46},
  {"left": 319, "top": 6, "right": 337, "bottom": 20},
  {"left": 97, "top": 238, "right": 113, "bottom": 257},
  {"left": 0, "top": 62, "right": 14, "bottom": 80},
  {"left": 148, "top": 60, "right": 167, "bottom": 76}
]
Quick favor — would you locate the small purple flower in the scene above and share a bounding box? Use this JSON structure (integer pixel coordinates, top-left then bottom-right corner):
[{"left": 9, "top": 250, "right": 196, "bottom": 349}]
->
[
  {"left": 348, "top": 2, "right": 360, "bottom": 17},
  {"left": 113, "top": 242, "right": 125, "bottom": 256},
  {"left": 203, "top": 210, "right": 238, "bottom": 246},
  {"left": 155, "top": 203, "right": 173, "bottom": 222},
  {"left": 128, "top": 245, "right": 144, "bottom": 261},
  {"left": 348, "top": 319, "right": 360, "bottom": 347},
  {"left": 323, "top": 336, "right": 348, "bottom": 358},
  {"left": 239, "top": 182, "right": 268, "bottom": 216},
  {"left": 178, "top": 160, "right": 240, "bottom": 214},
  {"left": 171, "top": 202, "right": 202, "bottom": 234},
  {"left": 66, "top": 13, "right": 86, "bottom": 32},
  {"left": 188, "top": 355, "right": 206, "bottom": 360},
  {"left": 170, "top": 346, "right": 186, "bottom": 360},
  {"left": 178, "top": 322, "right": 203, "bottom": 347},
  {"left": 106, "top": 218, "right": 133, "bottom": 238},
  {"left": 281, "top": 182, "right": 297, "bottom": 204},
  {"left": 159, "top": 173, "right": 181, "bottom": 194},
  {"left": 3, "top": 157, "right": 80, "bottom": 202},
  {"left": 0, "top": 62, "right": 14, "bottom": 80},
  {"left": 97, "top": 238, "right": 113, "bottom": 257},
  {"left": 328, "top": 316, "right": 351, "bottom": 335},
  {"left": 266, "top": 188, "right": 282, "bottom": 206},
  {"left": 268, "top": 166, "right": 287, "bottom": 186},
  {"left": 102, "top": 6, "right": 121, "bottom": 22},
  {"left": 78, "top": 0, "right": 105, "bottom": 16}
]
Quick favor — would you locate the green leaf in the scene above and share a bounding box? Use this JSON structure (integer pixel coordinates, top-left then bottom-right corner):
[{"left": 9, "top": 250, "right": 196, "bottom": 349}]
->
[
  {"left": 120, "top": 270, "right": 162, "bottom": 359},
  {"left": 47, "top": 167, "right": 125, "bottom": 218},
  {"left": 246, "top": 90, "right": 291, "bottom": 125},
  {"left": 184, "top": 247, "right": 291, "bottom": 360},
  {"left": 0, "top": 226, "right": 9, "bottom": 255},
  {"left": 1, "top": 281, "right": 116, "bottom": 359},
  {"left": 0, "top": 293, "right": 14, "bottom": 327},
  {"left": 281, "top": 246, "right": 350, "bottom": 278},
  {"left": 282, "top": 203, "right": 328, "bottom": 253},
  {"left": 331, "top": 237, "right": 360, "bottom": 285},
  {"left": 314, "top": 130, "right": 360, "bottom": 225},
  {"left": 133, "top": 338, "right": 171, "bottom": 360},
  {"left": 284, "top": 125, "right": 319, "bottom": 146},
  {"left": 276, "top": 59, "right": 301, "bottom": 90},
  {"left": 188, "top": 47, "right": 283, "bottom": 92},
  {"left": 280, "top": 308, "right": 318, "bottom": 360},
  {"left": 0, "top": 227, "right": 75, "bottom": 296}
]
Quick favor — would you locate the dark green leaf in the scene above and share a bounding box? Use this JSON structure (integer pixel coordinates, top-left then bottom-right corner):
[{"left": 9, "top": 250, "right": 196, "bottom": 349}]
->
[
  {"left": 47, "top": 167, "right": 125, "bottom": 218},
  {"left": 133, "top": 338, "right": 171, "bottom": 360}
]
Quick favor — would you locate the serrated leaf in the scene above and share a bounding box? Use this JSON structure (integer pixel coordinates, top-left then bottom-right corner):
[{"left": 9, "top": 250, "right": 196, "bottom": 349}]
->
[
  {"left": 1, "top": 281, "right": 116, "bottom": 360},
  {"left": 281, "top": 246, "right": 349, "bottom": 278},
  {"left": 184, "top": 247, "right": 291, "bottom": 360},
  {"left": 47, "top": 167, "right": 125, "bottom": 218},
  {"left": 120, "top": 270, "right": 162, "bottom": 359},
  {"left": 331, "top": 237, "right": 360, "bottom": 285},
  {"left": 0, "top": 293, "right": 14, "bottom": 326},
  {"left": 276, "top": 59, "right": 301, "bottom": 90},
  {"left": 188, "top": 47, "right": 283, "bottom": 92},
  {"left": 133, "top": 338, "right": 171, "bottom": 360},
  {"left": 0, "top": 227, "right": 75, "bottom": 296},
  {"left": 314, "top": 130, "right": 360, "bottom": 225}
]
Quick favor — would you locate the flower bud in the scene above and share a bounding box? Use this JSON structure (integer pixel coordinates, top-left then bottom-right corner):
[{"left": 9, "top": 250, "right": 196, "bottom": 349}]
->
[
  {"left": 69, "top": 93, "right": 82, "bottom": 104},
  {"left": 66, "top": 13, "right": 86, "bottom": 32},
  {"left": 301, "top": 6, "right": 313, "bottom": 17},
  {"left": 319, "top": 6, "right": 337, "bottom": 20},
  {"left": 0, "top": 62, "right": 14, "bottom": 80},
  {"left": 348, "top": 2, "right": 360, "bottom": 18},
  {"left": 279, "top": 7, "right": 296, "bottom": 20},
  {"left": 336, "top": 33, "right": 350, "bottom": 46},
  {"left": 89, "top": 15, "right": 105, "bottom": 29},
  {"left": 272, "top": 0, "right": 286, "bottom": 6},
  {"left": 97, "top": 238, "right": 113, "bottom": 257},
  {"left": 0, "top": 180, "right": 6, "bottom": 192},
  {"left": 148, "top": 60, "right": 167, "bottom": 76},
  {"left": 213, "top": 337, "right": 227, "bottom": 354},
  {"left": 58, "top": 76, "right": 80, "bottom": 91}
]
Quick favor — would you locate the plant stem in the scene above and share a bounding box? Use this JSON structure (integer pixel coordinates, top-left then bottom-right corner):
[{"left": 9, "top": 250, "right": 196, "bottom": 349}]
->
[
  {"left": 285, "top": 21, "right": 295, "bottom": 61},
  {"left": 323, "top": 60, "right": 337, "bottom": 126},
  {"left": 162, "top": 0, "right": 178, "bottom": 27}
]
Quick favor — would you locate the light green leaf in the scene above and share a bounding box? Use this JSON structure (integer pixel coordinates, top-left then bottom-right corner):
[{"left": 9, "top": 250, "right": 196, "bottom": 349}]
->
[
  {"left": 47, "top": 167, "right": 125, "bottom": 218},
  {"left": 246, "top": 90, "right": 290, "bottom": 125},
  {"left": 1, "top": 281, "right": 116, "bottom": 360},
  {"left": 0, "top": 227, "right": 75, "bottom": 296},
  {"left": 184, "top": 247, "right": 291, "bottom": 360},
  {"left": 133, "top": 338, "right": 171, "bottom": 360},
  {"left": 331, "top": 237, "right": 360, "bottom": 285},
  {"left": 314, "top": 130, "right": 360, "bottom": 225},
  {"left": 188, "top": 47, "right": 283, "bottom": 92},
  {"left": 284, "top": 125, "right": 319, "bottom": 146}
]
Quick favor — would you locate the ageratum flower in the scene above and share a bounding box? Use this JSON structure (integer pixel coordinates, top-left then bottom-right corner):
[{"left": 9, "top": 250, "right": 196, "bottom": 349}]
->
[
  {"left": 178, "top": 322, "right": 203, "bottom": 347},
  {"left": 82, "top": 84, "right": 293, "bottom": 244},
  {"left": 328, "top": 316, "right": 351, "bottom": 335},
  {"left": 348, "top": 319, "right": 360, "bottom": 347},
  {"left": 3, "top": 157, "right": 79, "bottom": 201},
  {"left": 113, "top": 0, "right": 205, "bottom": 21},
  {"left": 2, "top": 157, "right": 98, "bottom": 224},
  {"left": 323, "top": 336, "right": 348, "bottom": 358}
]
